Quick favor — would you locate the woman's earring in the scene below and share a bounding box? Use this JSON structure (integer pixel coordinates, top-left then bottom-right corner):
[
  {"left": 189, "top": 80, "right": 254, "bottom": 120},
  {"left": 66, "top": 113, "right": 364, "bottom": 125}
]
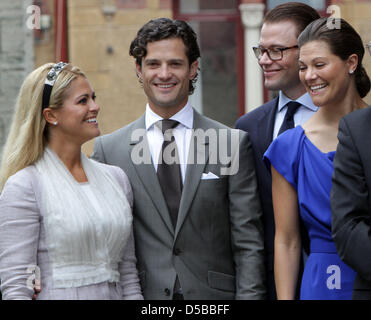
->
[
  {"left": 53, "top": 122, "right": 58, "bottom": 126},
  {"left": 349, "top": 69, "right": 354, "bottom": 74}
]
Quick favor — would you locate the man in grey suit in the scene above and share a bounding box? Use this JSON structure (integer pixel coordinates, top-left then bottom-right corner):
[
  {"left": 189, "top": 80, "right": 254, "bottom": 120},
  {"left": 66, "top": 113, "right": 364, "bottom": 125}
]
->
[{"left": 92, "top": 18, "right": 266, "bottom": 300}]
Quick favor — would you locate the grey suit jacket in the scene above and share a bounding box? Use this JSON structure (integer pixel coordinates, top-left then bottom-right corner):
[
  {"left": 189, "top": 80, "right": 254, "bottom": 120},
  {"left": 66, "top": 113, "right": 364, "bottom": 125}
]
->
[{"left": 92, "top": 109, "right": 266, "bottom": 299}]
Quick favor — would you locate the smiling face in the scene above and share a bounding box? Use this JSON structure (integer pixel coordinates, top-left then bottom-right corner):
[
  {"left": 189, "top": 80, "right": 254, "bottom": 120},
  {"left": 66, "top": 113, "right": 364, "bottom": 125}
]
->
[
  {"left": 136, "top": 37, "right": 198, "bottom": 118},
  {"left": 49, "top": 76, "right": 100, "bottom": 146},
  {"left": 258, "top": 20, "right": 305, "bottom": 99},
  {"left": 298, "top": 40, "right": 356, "bottom": 107}
]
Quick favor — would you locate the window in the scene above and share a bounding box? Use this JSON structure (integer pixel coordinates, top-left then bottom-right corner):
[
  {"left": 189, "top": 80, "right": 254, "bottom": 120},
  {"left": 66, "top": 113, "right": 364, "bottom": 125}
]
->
[{"left": 174, "top": 0, "right": 244, "bottom": 127}]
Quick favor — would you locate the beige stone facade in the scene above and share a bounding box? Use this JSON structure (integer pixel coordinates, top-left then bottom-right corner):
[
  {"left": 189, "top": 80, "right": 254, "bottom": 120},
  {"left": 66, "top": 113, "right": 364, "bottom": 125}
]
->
[
  {"left": 0, "top": 0, "right": 34, "bottom": 156},
  {"left": 32, "top": 0, "right": 371, "bottom": 157},
  {"left": 67, "top": 0, "right": 172, "bottom": 155},
  {"left": 338, "top": 0, "right": 371, "bottom": 106}
]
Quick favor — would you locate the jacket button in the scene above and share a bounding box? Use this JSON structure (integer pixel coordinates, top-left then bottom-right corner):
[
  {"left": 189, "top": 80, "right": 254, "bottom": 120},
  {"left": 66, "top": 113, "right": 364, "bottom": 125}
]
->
[
  {"left": 174, "top": 248, "right": 181, "bottom": 255},
  {"left": 164, "top": 288, "right": 171, "bottom": 296}
]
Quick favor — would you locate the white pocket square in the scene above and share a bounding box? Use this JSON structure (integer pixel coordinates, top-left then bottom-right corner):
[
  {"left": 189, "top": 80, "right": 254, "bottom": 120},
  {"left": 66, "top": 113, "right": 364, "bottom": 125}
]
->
[{"left": 201, "top": 172, "right": 220, "bottom": 180}]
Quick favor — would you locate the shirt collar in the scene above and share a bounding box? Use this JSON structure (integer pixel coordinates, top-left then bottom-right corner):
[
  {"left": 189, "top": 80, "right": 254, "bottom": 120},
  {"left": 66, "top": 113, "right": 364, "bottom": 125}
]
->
[
  {"left": 145, "top": 102, "right": 194, "bottom": 131},
  {"left": 277, "top": 91, "right": 318, "bottom": 112}
]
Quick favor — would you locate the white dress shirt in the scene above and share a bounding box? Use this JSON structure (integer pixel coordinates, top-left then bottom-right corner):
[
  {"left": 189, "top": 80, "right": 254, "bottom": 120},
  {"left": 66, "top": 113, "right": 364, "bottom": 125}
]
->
[
  {"left": 272, "top": 91, "right": 318, "bottom": 139},
  {"left": 145, "top": 103, "right": 194, "bottom": 183}
]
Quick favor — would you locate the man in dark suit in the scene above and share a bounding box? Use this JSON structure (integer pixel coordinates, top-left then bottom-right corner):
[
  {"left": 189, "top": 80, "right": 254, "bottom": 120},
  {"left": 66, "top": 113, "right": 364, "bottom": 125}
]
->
[
  {"left": 331, "top": 105, "right": 371, "bottom": 300},
  {"left": 235, "top": 3, "right": 319, "bottom": 299},
  {"left": 92, "top": 18, "right": 266, "bottom": 300}
]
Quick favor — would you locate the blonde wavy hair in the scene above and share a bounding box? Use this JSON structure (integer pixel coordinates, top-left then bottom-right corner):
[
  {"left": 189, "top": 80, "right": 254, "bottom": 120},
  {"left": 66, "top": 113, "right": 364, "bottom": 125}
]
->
[{"left": 0, "top": 62, "right": 86, "bottom": 191}]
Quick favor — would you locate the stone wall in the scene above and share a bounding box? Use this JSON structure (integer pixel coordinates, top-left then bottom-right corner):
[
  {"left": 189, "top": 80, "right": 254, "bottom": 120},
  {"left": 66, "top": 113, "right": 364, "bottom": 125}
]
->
[{"left": 0, "top": 0, "right": 34, "bottom": 156}]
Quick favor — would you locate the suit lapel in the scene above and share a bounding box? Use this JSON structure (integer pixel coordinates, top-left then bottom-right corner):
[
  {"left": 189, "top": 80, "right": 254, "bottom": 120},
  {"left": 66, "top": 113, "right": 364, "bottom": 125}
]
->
[
  {"left": 258, "top": 97, "right": 278, "bottom": 156},
  {"left": 128, "top": 115, "right": 175, "bottom": 235},
  {"left": 175, "top": 111, "right": 209, "bottom": 237}
]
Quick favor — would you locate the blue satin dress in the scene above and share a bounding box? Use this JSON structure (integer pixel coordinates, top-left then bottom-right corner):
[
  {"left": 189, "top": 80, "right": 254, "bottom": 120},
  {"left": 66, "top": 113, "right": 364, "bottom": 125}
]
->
[{"left": 264, "top": 125, "right": 355, "bottom": 300}]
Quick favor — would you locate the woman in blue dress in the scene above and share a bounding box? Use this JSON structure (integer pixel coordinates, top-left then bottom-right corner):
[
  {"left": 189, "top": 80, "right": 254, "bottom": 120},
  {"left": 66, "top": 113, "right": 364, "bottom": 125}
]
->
[{"left": 264, "top": 18, "right": 370, "bottom": 300}]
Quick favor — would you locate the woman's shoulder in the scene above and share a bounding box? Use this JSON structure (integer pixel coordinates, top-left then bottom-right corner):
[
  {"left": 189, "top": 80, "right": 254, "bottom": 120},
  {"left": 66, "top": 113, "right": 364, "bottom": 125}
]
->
[
  {"left": 0, "top": 165, "right": 40, "bottom": 209},
  {"left": 264, "top": 126, "right": 303, "bottom": 168},
  {"left": 3, "top": 165, "right": 38, "bottom": 189}
]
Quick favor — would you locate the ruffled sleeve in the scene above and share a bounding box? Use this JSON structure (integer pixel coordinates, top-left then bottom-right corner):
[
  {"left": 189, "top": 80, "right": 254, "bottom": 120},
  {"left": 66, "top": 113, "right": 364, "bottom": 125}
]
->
[{"left": 263, "top": 127, "right": 304, "bottom": 190}]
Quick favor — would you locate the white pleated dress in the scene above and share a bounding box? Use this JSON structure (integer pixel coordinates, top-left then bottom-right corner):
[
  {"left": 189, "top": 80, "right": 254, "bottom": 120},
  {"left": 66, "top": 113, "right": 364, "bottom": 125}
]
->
[{"left": 0, "top": 161, "right": 143, "bottom": 300}]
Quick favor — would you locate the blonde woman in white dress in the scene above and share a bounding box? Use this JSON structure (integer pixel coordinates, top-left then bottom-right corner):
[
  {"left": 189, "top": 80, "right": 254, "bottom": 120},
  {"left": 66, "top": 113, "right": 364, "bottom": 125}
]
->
[{"left": 0, "top": 62, "right": 143, "bottom": 300}]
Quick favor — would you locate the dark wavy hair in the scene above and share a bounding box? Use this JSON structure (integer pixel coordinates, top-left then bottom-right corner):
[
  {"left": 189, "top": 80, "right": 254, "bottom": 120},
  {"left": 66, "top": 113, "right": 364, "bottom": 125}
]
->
[
  {"left": 129, "top": 18, "right": 201, "bottom": 95},
  {"left": 298, "top": 17, "right": 370, "bottom": 98},
  {"left": 264, "top": 2, "right": 320, "bottom": 37}
]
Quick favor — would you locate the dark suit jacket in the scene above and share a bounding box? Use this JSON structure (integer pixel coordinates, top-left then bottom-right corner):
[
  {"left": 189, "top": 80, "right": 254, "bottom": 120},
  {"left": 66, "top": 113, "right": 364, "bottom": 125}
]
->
[
  {"left": 92, "top": 110, "right": 266, "bottom": 300},
  {"left": 235, "top": 98, "right": 309, "bottom": 300},
  {"left": 235, "top": 98, "right": 278, "bottom": 299},
  {"left": 331, "top": 106, "right": 371, "bottom": 300}
]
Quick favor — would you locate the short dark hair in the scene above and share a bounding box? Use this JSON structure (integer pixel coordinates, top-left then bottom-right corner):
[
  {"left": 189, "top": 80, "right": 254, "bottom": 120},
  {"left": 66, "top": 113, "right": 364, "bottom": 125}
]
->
[
  {"left": 264, "top": 2, "right": 320, "bottom": 37},
  {"left": 298, "top": 17, "right": 370, "bottom": 98},
  {"left": 129, "top": 18, "right": 201, "bottom": 94}
]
